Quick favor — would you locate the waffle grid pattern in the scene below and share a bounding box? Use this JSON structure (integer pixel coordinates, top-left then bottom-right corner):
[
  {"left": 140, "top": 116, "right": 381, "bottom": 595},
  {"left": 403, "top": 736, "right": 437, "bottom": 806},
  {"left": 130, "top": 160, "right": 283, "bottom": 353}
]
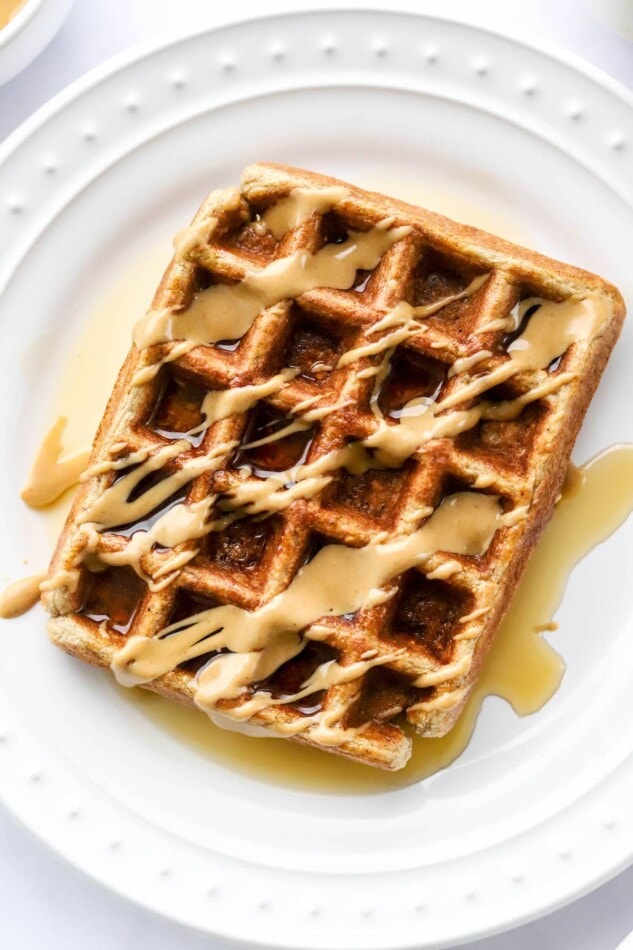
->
[{"left": 44, "top": 164, "right": 623, "bottom": 769}]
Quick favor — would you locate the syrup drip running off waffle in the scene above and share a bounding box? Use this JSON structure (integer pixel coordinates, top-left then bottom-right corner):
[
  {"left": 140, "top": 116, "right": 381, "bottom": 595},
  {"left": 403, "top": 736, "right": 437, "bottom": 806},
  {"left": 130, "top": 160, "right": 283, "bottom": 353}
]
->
[{"left": 40, "top": 164, "right": 625, "bottom": 770}]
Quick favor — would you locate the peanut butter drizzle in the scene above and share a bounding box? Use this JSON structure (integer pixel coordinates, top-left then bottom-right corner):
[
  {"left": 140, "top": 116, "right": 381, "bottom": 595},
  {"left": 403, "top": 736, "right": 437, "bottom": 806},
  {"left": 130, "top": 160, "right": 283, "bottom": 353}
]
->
[
  {"left": 199, "top": 316, "right": 579, "bottom": 520},
  {"left": 258, "top": 187, "right": 349, "bottom": 239},
  {"left": 0, "top": 0, "right": 26, "bottom": 29},
  {"left": 173, "top": 219, "right": 218, "bottom": 262},
  {"left": 174, "top": 200, "right": 232, "bottom": 261},
  {"left": 81, "top": 447, "right": 153, "bottom": 481},
  {"left": 0, "top": 573, "right": 46, "bottom": 619},
  {"left": 121, "top": 220, "right": 612, "bottom": 557},
  {"left": 21, "top": 417, "right": 91, "bottom": 508},
  {"left": 439, "top": 294, "right": 612, "bottom": 412},
  {"left": 74, "top": 280, "right": 612, "bottom": 600},
  {"left": 111, "top": 492, "right": 501, "bottom": 741},
  {"left": 85, "top": 286, "right": 601, "bottom": 545},
  {"left": 362, "top": 372, "right": 573, "bottom": 467},
  {"left": 188, "top": 368, "right": 350, "bottom": 451},
  {"left": 449, "top": 349, "right": 493, "bottom": 377},
  {"left": 239, "top": 398, "right": 353, "bottom": 451},
  {"left": 73, "top": 440, "right": 239, "bottom": 589},
  {"left": 104, "top": 289, "right": 611, "bottom": 740},
  {"left": 85, "top": 496, "right": 217, "bottom": 592},
  {"left": 191, "top": 368, "right": 298, "bottom": 433},
  {"left": 134, "top": 223, "right": 410, "bottom": 351},
  {"left": 131, "top": 341, "right": 194, "bottom": 388},
  {"left": 218, "top": 442, "right": 371, "bottom": 518},
  {"left": 78, "top": 440, "right": 234, "bottom": 531},
  {"left": 364, "top": 293, "right": 611, "bottom": 466},
  {"left": 226, "top": 650, "right": 403, "bottom": 721},
  {"left": 337, "top": 274, "right": 489, "bottom": 368},
  {"left": 173, "top": 190, "right": 245, "bottom": 262}
]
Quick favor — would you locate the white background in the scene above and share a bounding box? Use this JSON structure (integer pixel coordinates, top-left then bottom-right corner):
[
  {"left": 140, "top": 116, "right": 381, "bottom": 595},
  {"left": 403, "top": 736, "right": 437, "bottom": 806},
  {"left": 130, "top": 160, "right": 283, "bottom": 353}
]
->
[{"left": 1, "top": 1, "right": 632, "bottom": 948}]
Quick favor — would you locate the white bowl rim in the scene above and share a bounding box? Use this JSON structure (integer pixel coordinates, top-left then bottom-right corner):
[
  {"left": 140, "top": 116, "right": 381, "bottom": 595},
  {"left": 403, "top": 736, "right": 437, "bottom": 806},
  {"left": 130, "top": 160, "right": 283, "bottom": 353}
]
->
[{"left": 0, "top": 0, "right": 44, "bottom": 52}]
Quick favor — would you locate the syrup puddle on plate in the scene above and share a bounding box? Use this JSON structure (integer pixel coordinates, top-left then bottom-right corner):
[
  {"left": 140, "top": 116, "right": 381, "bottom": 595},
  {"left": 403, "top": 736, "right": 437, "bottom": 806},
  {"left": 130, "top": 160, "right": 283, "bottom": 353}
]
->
[
  {"left": 27, "top": 219, "right": 633, "bottom": 794},
  {"left": 34, "top": 243, "right": 169, "bottom": 540}
]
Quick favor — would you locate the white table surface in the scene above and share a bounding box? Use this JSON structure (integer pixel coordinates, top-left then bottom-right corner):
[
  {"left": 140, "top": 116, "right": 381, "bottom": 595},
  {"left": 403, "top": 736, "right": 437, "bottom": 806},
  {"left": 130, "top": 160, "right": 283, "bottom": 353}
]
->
[{"left": 1, "top": 1, "right": 632, "bottom": 948}]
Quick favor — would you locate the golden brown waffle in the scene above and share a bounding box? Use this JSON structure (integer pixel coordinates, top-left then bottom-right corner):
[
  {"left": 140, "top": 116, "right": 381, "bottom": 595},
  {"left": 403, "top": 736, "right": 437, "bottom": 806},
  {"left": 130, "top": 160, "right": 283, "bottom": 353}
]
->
[{"left": 42, "top": 163, "right": 624, "bottom": 771}]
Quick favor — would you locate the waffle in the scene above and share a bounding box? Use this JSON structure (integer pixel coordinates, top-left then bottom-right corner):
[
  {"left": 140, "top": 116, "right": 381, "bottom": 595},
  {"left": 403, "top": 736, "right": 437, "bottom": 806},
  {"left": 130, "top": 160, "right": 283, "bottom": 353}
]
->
[{"left": 42, "top": 163, "right": 625, "bottom": 771}]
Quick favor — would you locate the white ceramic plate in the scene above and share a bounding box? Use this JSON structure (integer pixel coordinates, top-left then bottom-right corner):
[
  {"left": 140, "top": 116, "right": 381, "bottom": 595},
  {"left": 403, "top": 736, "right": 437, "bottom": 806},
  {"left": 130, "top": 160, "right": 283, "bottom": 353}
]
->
[{"left": 0, "top": 8, "right": 632, "bottom": 949}]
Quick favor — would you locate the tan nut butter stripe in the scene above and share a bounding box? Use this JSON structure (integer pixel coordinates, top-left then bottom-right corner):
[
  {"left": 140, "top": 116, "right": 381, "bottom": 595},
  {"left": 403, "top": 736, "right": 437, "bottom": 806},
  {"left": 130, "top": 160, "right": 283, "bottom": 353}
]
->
[
  {"left": 0, "top": 573, "right": 46, "bottom": 619},
  {"left": 111, "top": 491, "right": 501, "bottom": 727},
  {"left": 134, "top": 222, "right": 410, "bottom": 349},
  {"left": 68, "top": 290, "right": 611, "bottom": 593},
  {"left": 258, "top": 186, "right": 349, "bottom": 239},
  {"left": 21, "top": 417, "right": 90, "bottom": 508}
]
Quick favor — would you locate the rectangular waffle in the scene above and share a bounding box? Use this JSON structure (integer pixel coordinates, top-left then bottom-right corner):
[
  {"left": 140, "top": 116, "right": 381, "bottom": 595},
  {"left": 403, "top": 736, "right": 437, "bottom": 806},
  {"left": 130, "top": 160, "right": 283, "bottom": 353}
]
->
[{"left": 42, "top": 163, "right": 625, "bottom": 770}]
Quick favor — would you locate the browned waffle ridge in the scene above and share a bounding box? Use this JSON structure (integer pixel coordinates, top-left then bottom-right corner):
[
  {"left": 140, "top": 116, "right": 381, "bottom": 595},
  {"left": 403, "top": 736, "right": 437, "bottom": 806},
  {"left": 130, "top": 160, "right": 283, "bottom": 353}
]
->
[{"left": 42, "top": 163, "right": 625, "bottom": 771}]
